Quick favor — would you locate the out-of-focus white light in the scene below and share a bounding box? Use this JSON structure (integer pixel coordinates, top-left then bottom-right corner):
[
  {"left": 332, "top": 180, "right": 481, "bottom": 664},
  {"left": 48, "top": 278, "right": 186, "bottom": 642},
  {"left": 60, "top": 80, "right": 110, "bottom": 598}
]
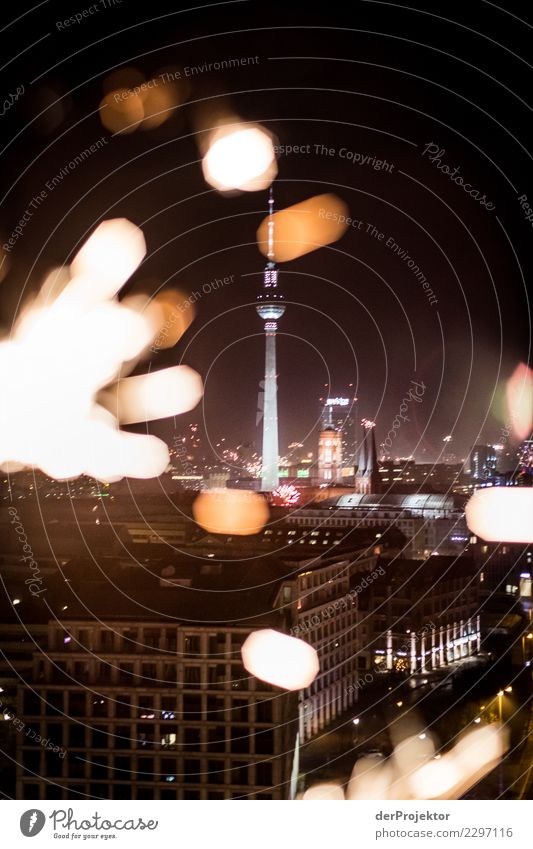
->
[
  {"left": 409, "top": 756, "right": 460, "bottom": 799},
  {"left": 113, "top": 366, "right": 203, "bottom": 424},
  {"left": 353, "top": 717, "right": 360, "bottom": 725},
  {"left": 241, "top": 629, "right": 319, "bottom": 691},
  {"left": 346, "top": 756, "right": 393, "bottom": 800},
  {"left": 302, "top": 783, "right": 344, "bottom": 800},
  {"left": 465, "top": 488, "right": 533, "bottom": 542},
  {"left": 202, "top": 125, "right": 276, "bottom": 192},
  {"left": 70, "top": 218, "right": 146, "bottom": 300},
  {"left": 506, "top": 363, "right": 533, "bottom": 441},
  {"left": 193, "top": 489, "right": 269, "bottom": 536},
  {"left": 0, "top": 218, "right": 202, "bottom": 481}
]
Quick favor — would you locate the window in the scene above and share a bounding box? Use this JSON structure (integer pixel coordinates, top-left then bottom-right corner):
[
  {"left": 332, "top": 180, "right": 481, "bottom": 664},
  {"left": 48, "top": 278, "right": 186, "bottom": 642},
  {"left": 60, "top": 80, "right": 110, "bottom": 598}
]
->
[
  {"left": 138, "top": 698, "right": 155, "bottom": 720},
  {"left": 122, "top": 628, "right": 138, "bottom": 648},
  {"left": 255, "top": 729, "right": 274, "bottom": 755},
  {"left": 207, "top": 727, "right": 226, "bottom": 753},
  {"left": 99, "top": 663, "right": 112, "bottom": 683},
  {"left": 23, "top": 750, "right": 40, "bottom": 773},
  {"left": 160, "top": 728, "right": 178, "bottom": 748},
  {"left": 144, "top": 629, "right": 160, "bottom": 649},
  {"left": 119, "top": 663, "right": 134, "bottom": 685},
  {"left": 74, "top": 662, "right": 89, "bottom": 680},
  {"left": 230, "top": 728, "right": 249, "bottom": 754},
  {"left": 137, "top": 724, "right": 156, "bottom": 747},
  {"left": 232, "top": 700, "right": 249, "bottom": 722},
  {"left": 209, "top": 634, "right": 226, "bottom": 656},
  {"left": 256, "top": 700, "right": 272, "bottom": 723},
  {"left": 100, "top": 629, "right": 114, "bottom": 651},
  {"left": 184, "top": 635, "right": 201, "bottom": 655},
  {"left": 183, "top": 695, "right": 202, "bottom": 720},
  {"left": 46, "top": 691, "right": 63, "bottom": 714},
  {"left": 183, "top": 759, "right": 200, "bottom": 782},
  {"left": 47, "top": 723, "right": 63, "bottom": 746},
  {"left": 114, "top": 756, "right": 131, "bottom": 774},
  {"left": 92, "top": 698, "right": 108, "bottom": 718},
  {"left": 231, "top": 763, "right": 248, "bottom": 785},
  {"left": 183, "top": 727, "right": 201, "bottom": 747},
  {"left": 141, "top": 663, "right": 157, "bottom": 683},
  {"left": 206, "top": 696, "right": 225, "bottom": 720},
  {"left": 92, "top": 726, "right": 108, "bottom": 749},
  {"left": 162, "top": 663, "right": 177, "bottom": 684},
  {"left": 161, "top": 756, "right": 178, "bottom": 775},
  {"left": 69, "top": 724, "right": 85, "bottom": 747},
  {"left": 165, "top": 629, "right": 177, "bottom": 651},
  {"left": 91, "top": 756, "right": 108, "bottom": 779},
  {"left": 184, "top": 666, "right": 202, "bottom": 687},
  {"left": 230, "top": 665, "right": 248, "bottom": 690},
  {"left": 207, "top": 759, "right": 225, "bottom": 784},
  {"left": 24, "top": 723, "right": 41, "bottom": 746},
  {"left": 208, "top": 665, "right": 226, "bottom": 685},
  {"left": 116, "top": 697, "right": 131, "bottom": 719},
  {"left": 256, "top": 761, "right": 273, "bottom": 785},
  {"left": 137, "top": 757, "right": 154, "bottom": 776},
  {"left": 68, "top": 692, "right": 85, "bottom": 717},
  {"left": 24, "top": 691, "right": 42, "bottom": 715},
  {"left": 45, "top": 750, "right": 63, "bottom": 778},
  {"left": 115, "top": 726, "right": 132, "bottom": 750}
]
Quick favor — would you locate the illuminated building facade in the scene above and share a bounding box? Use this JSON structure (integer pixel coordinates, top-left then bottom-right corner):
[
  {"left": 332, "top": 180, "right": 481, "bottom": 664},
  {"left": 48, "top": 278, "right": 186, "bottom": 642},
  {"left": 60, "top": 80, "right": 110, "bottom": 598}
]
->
[
  {"left": 317, "top": 427, "right": 343, "bottom": 483},
  {"left": 469, "top": 444, "right": 498, "bottom": 480}
]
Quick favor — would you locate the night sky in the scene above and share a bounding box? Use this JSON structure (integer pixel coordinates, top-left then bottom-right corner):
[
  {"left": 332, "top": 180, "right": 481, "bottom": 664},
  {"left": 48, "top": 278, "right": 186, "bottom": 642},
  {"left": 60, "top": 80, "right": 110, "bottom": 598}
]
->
[{"left": 1, "top": 0, "right": 531, "bottom": 463}]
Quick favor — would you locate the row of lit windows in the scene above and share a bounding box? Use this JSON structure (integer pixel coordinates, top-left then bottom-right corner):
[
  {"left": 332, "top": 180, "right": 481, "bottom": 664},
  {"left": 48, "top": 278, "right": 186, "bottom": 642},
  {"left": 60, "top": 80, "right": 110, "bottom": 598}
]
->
[
  {"left": 20, "top": 721, "right": 276, "bottom": 754},
  {"left": 50, "top": 628, "right": 247, "bottom": 658},
  {"left": 23, "top": 690, "right": 277, "bottom": 720},
  {"left": 41, "top": 658, "right": 271, "bottom": 690}
]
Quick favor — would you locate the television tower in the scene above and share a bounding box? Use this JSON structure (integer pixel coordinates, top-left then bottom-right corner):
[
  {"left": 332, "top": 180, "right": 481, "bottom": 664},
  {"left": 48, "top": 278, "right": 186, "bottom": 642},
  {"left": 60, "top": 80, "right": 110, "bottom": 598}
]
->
[{"left": 256, "top": 187, "right": 285, "bottom": 491}]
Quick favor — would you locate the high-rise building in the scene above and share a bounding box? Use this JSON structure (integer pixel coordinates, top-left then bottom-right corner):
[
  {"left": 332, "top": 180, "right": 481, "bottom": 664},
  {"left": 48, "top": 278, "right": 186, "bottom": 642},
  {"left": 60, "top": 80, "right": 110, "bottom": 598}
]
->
[
  {"left": 469, "top": 444, "right": 498, "bottom": 480},
  {"left": 256, "top": 188, "right": 285, "bottom": 491},
  {"left": 355, "top": 420, "right": 380, "bottom": 494},
  {"left": 517, "top": 439, "right": 533, "bottom": 474}
]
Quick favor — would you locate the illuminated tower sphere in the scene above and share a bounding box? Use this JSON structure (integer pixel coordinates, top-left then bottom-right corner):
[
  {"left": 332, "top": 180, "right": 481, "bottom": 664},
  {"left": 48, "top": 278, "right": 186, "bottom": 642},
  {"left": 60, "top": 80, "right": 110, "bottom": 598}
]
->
[{"left": 256, "top": 187, "right": 285, "bottom": 491}]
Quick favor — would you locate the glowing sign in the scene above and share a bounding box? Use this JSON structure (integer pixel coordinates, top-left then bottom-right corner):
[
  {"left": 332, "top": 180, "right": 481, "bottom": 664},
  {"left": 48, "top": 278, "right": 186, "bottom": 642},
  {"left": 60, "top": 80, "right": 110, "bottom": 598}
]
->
[{"left": 326, "top": 397, "right": 350, "bottom": 406}]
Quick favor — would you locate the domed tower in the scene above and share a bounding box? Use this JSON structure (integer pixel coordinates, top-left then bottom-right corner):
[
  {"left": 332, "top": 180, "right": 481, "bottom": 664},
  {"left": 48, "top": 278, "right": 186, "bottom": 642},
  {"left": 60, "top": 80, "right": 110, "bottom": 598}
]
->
[{"left": 256, "top": 187, "right": 285, "bottom": 491}]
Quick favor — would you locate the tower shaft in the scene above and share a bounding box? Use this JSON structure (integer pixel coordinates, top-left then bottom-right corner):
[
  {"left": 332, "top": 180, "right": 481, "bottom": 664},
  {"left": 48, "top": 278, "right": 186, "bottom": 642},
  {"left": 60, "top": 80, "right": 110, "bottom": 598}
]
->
[
  {"left": 261, "top": 326, "right": 280, "bottom": 490},
  {"left": 256, "top": 187, "right": 285, "bottom": 492}
]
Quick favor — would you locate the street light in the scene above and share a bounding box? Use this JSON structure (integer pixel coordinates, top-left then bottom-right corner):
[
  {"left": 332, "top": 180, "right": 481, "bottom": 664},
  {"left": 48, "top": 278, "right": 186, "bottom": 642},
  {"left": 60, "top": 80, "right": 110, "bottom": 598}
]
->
[{"left": 396, "top": 700, "right": 403, "bottom": 708}]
